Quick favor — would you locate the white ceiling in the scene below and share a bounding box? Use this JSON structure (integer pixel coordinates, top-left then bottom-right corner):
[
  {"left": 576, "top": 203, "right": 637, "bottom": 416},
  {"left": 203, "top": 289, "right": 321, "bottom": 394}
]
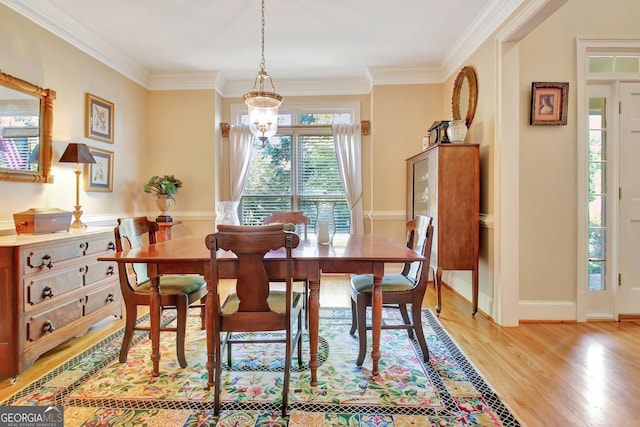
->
[{"left": 1, "top": 0, "right": 524, "bottom": 95}]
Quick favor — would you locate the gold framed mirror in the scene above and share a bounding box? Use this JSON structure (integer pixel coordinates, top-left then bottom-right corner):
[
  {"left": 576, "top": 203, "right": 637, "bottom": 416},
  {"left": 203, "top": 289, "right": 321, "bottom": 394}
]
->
[
  {"left": 0, "top": 70, "right": 55, "bottom": 183},
  {"left": 452, "top": 66, "right": 478, "bottom": 128}
]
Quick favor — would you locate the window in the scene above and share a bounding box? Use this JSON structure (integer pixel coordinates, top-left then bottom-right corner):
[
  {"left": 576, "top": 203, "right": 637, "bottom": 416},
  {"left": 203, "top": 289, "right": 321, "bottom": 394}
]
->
[
  {"left": 587, "top": 96, "right": 607, "bottom": 291},
  {"left": 238, "top": 108, "right": 355, "bottom": 235}
]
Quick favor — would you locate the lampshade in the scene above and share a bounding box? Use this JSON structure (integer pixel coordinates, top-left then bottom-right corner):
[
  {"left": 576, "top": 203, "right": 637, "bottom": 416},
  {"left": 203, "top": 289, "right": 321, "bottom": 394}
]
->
[
  {"left": 243, "top": 0, "right": 282, "bottom": 144},
  {"left": 59, "top": 143, "right": 96, "bottom": 164}
]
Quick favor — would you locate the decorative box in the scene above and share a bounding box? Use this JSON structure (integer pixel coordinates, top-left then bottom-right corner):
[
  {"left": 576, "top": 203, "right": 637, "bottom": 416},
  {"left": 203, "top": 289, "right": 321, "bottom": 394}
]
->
[
  {"left": 428, "top": 121, "right": 450, "bottom": 144},
  {"left": 13, "top": 208, "right": 72, "bottom": 234}
]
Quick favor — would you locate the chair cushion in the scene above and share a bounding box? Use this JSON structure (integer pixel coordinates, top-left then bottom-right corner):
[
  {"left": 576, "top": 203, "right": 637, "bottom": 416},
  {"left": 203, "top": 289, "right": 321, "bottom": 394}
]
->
[
  {"left": 350, "top": 273, "right": 415, "bottom": 293},
  {"left": 136, "top": 274, "right": 205, "bottom": 295},
  {"left": 222, "top": 291, "right": 302, "bottom": 315}
]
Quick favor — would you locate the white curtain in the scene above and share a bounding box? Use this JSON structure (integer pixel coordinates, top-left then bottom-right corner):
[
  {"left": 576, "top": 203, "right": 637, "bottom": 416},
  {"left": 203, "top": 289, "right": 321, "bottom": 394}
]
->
[
  {"left": 332, "top": 123, "right": 364, "bottom": 234},
  {"left": 229, "top": 125, "right": 254, "bottom": 201}
]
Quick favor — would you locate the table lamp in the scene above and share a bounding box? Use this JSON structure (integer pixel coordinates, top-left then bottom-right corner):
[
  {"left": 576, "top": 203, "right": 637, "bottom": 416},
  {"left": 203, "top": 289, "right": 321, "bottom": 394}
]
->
[{"left": 59, "top": 143, "right": 96, "bottom": 228}]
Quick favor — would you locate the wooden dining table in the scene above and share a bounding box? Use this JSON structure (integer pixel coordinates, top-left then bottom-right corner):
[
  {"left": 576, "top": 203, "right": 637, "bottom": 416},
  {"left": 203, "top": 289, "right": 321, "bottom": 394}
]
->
[{"left": 99, "top": 233, "right": 424, "bottom": 386}]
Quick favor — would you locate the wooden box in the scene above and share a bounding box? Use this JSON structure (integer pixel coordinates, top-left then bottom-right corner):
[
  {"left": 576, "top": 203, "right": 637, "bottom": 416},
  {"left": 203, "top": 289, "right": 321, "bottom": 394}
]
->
[{"left": 13, "top": 208, "right": 72, "bottom": 234}]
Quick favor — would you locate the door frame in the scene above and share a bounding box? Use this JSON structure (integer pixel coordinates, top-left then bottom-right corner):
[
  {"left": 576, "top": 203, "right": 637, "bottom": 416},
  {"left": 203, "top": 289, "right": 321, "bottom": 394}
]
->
[{"left": 576, "top": 39, "right": 640, "bottom": 321}]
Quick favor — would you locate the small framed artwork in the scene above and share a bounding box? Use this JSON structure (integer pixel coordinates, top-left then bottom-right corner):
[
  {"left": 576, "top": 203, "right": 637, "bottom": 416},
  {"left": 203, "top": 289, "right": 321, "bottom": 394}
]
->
[
  {"left": 85, "top": 146, "right": 113, "bottom": 192},
  {"left": 530, "top": 82, "right": 569, "bottom": 125},
  {"left": 85, "top": 93, "right": 114, "bottom": 143}
]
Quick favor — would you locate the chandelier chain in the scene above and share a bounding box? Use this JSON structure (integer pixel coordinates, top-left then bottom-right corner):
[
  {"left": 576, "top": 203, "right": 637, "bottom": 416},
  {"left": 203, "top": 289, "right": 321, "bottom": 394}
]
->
[{"left": 260, "top": 0, "right": 266, "bottom": 72}]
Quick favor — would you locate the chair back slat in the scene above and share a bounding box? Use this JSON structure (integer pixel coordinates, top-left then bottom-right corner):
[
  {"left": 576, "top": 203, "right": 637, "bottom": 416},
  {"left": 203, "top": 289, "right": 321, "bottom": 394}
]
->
[
  {"left": 206, "top": 224, "right": 300, "bottom": 330},
  {"left": 114, "top": 217, "right": 159, "bottom": 286}
]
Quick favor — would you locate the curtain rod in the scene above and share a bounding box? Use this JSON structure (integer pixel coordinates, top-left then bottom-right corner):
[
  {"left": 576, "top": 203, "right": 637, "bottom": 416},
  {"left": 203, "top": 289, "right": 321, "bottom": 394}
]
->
[{"left": 220, "top": 120, "right": 370, "bottom": 137}]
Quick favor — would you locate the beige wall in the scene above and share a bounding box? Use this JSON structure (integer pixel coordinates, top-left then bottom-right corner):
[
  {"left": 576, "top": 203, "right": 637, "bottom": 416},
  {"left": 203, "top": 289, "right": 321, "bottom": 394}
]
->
[
  {"left": 517, "top": 0, "right": 640, "bottom": 303},
  {"left": 0, "top": 5, "right": 148, "bottom": 228}
]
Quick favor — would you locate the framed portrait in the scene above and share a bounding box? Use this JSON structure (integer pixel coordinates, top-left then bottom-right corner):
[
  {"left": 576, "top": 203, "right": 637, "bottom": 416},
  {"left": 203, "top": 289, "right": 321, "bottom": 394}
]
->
[
  {"left": 85, "top": 146, "right": 113, "bottom": 192},
  {"left": 85, "top": 93, "right": 114, "bottom": 143},
  {"left": 530, "top": 82, "right": 569, "bottom": 125}
]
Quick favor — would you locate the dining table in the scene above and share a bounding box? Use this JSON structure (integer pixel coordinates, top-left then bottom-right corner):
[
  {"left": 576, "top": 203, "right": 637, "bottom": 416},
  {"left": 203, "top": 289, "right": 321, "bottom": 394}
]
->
[{"left": 99, "top": 232, "right": 424, "bottom": 386}]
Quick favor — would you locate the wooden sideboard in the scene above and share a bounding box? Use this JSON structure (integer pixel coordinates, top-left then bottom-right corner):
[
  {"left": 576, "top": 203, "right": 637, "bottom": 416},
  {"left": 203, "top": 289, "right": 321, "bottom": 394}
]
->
[
  {"left": 406, "top": 143, "right": 480, "bottom": 315},
  {"left": 0, "top": 227, "right": 122, "bottom": 381}
]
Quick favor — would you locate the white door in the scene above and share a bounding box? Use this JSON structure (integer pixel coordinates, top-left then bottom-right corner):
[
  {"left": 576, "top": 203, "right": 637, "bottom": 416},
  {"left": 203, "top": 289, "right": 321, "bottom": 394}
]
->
[{"left": 618, "top": 82, "right": 640, "bottom": 314}]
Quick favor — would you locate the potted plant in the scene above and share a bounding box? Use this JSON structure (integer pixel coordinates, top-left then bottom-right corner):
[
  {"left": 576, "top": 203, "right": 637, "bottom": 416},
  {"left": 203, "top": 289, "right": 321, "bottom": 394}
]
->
[{"left": 144, "top": 175, "right": 182, "bottom": 222}]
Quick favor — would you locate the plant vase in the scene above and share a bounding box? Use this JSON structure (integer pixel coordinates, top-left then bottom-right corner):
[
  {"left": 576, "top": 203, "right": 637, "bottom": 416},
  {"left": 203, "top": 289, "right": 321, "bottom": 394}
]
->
[{"left": 156, "top": 195, "right": 174, "bottom": 222}]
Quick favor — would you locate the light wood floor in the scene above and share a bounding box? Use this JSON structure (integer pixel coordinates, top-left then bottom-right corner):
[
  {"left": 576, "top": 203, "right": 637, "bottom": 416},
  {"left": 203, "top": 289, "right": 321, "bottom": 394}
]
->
[{"left": 2, "top": 275, "right": 640, "bottom": 427}]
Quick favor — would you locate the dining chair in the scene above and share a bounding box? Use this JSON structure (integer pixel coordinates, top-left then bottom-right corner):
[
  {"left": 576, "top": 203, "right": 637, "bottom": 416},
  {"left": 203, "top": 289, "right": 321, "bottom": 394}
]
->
[
  {"left": 263, "top": 210, "right": 310, "bottom": 240},
  {"left": 349, "top": 215, "right": 434, "bottom": 366},
  {"left": 205, "top": 223, "right": 303, "bottom": 416},
  {"left": 263, "top": 210, "right": 311, "bottom": 326},
  {"left": 114, "top": 216, "right": 206, "bottom": 368}
]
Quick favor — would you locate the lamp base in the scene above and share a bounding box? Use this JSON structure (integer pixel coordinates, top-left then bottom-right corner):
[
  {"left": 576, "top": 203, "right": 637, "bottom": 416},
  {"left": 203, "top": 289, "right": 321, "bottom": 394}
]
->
[{"left": 70, "top": 205, "right": 87, "bottom": 228}]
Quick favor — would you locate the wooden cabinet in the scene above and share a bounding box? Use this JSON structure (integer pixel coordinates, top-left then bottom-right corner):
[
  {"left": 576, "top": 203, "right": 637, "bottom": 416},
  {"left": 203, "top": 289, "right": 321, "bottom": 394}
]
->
[
  {"left": 0, "top": 228, "right": 122, "bottom": 380},
  {"left": 406, "top": 143, "right": 479, "bottom": 314}
]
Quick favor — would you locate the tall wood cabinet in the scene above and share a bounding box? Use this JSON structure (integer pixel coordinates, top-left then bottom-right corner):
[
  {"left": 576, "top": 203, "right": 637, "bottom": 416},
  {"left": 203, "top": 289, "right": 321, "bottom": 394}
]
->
[
  {"left": 406, "top": 143, "right": 479, "bottom": 314},
  {"left": 0, "top": 228, "right": 122, "bottom": 381}
]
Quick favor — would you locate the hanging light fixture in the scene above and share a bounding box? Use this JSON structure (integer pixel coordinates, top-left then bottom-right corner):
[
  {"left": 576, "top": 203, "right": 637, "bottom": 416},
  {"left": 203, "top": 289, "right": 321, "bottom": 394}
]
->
[{"left": 244, "top": 0, "right": 282, "bottom": 144}]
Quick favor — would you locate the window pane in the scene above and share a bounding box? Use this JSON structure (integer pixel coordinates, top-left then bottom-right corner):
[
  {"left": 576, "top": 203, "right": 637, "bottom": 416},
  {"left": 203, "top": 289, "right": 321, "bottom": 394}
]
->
[
  {"left": 243, "top": 136, "right": 292, "bottom": 195},
  {"left": 241, "top": 196, "right": 292, "bottom": 225},
  {"left": 588, "top": 56, "right": 613, "bottom": 73},
  {"left": 588, "top": 260, "right": 605, "bottom": 291},
  {"left": 588, "top": 195, "right": 605, "bottom": 227},
  {"left": 588, "top": 162, "right": 605, "bottom": 194},
  {"left": 615, "top": 56, "right": 640, "bottom": 74},
  {"left": 588, "top": 228, "right": 605, "bottom": 258},
  {"left": 300, "top": 112, "right": 352, "bottom": 125},
  {"left": 297, "top": 135, "right": 344, "bottom": 196},
  {"left": 588, "top": 130, "right": 603, "bottom": 160}
]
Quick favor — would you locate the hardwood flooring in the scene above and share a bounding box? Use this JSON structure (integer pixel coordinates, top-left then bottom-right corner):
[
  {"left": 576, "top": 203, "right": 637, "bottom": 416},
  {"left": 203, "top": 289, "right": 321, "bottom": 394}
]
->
[{"left": 2, "top": 275, "right": 639, "bottom": 427}]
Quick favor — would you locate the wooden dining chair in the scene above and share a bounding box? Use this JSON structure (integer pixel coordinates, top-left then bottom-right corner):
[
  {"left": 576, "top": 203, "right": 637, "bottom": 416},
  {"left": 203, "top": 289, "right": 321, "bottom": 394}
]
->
[
  {"left": 349, "top": 215, "right": 434, "bottom": 366},
  {"left": 114, "top": 217, "right": 206, "bottom": 368},
  {"left": 263, "top": 211, "right": 311, "bottom": 326},
  {"left": 263, "top": 210, "right": 310, "bottom": 240},
  {"left": 205, "top": 224, "right": 303, "bottom": 416}
]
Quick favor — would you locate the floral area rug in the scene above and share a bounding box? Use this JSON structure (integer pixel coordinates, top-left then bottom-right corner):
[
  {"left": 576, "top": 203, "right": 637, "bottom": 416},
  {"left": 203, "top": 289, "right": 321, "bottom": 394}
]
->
[{"left": 1, "top": 308, "right": 521, "bottom": 426}]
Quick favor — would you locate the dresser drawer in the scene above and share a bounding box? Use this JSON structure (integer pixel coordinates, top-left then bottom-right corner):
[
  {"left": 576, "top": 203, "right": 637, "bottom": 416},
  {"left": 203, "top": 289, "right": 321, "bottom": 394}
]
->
[
  {"left": 84, "top": 260, "right": 117, "bottom": 286},
  {"left": 84, "top": 236, "right": 117, "bottom": 255},
  {"left": 26, "top": 298, "right": 83, "bottom": 342},
  {"left": 25, "top": 267, "right": 85, "bottom": 306},
  {"left": 84, "top": 282, "right": 121, "bottom": 315},
  {"left": 23, "top": 241, "right": 87, "bottom": 274}
]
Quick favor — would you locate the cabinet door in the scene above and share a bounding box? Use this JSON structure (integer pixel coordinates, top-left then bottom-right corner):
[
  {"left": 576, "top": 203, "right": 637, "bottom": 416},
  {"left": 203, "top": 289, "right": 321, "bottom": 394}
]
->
[{"left": 412, "top": 156, "right": 430, "bottom": 218}]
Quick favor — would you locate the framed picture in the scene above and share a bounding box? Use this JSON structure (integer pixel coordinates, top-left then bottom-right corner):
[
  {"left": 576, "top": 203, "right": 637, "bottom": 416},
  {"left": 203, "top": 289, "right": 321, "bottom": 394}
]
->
[
  {"left": 530, "top": 82, "right": 569, "bottom": 125},
  {"left": 85, "top": 93, "right": 114, "bottom": 143},
  {"left": 85, "top": 147, "right": 113, "bottom": 192}
]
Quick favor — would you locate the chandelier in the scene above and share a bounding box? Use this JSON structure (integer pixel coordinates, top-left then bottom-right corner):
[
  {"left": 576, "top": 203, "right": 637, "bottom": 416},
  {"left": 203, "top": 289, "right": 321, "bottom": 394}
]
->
[{"left": 243, "top": 0, "right": 282, "bottom": 144}]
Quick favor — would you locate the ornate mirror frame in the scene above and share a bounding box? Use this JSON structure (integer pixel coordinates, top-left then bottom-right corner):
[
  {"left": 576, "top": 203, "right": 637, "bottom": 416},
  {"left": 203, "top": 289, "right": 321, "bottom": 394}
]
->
[
  {"left": 451, "top": 66, "right": 478, "bottom": 128},
  {"left": 0, "top": 70, "right": 56, "bottom": 183}
]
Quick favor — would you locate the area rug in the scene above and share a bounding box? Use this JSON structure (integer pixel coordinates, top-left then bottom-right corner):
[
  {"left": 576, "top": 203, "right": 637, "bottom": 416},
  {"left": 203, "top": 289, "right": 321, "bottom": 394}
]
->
[{"left": 1, "top": 308, "right": 521, "bottom": 426}]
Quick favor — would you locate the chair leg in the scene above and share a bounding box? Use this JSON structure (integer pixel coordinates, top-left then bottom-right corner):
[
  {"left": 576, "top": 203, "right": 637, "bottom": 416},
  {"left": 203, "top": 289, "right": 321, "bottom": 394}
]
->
[
  {"left": 199, "top": 297, "right": 206, "bottom": 330},
  {"left": 282, "top": 330, "right": 292, "bottom": 417},
  {"left": 411, "top": 305, "right": 429, "bottom": 362},
  {"left": 399, "top": 304, "right": 414, "bottom": 339},
  {"left": 176, "top": 297, "right": 189, "bottom": 368},
  {"left": 119, "top": 303, "right": 137, "bottom": 363},
  {"left": 214, "top": 328, "right": 223, "bottom": 415},
  {"left": 355, "top": 294, "right": 368, "bottom": 367},
  {"left": 349, "top": 296, "right": 358, "bottom": 336},
  {"left": 297, "top": 311, "right": 303, "bottom": 367}
]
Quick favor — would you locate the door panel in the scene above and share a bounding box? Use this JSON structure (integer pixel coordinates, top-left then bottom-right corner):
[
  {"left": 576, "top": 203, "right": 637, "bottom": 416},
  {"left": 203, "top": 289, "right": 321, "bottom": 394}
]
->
[{"left": 618, "top": 82, "right": 640, "bottom": 314}]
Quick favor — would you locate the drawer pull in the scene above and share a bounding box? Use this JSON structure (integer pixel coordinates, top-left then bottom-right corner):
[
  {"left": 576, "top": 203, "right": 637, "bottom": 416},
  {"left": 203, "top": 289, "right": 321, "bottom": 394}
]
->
[
  {"left": 107, "top": 241, "right": 116, "bottom": 251},
  {"left": 42, "top": 286, "right": 54, "bottom": 299},
  {"left": 107, "top": 293, "right": 115, "bottom": 303},
  {"left": 42, "top": 254, "right": 53, "bottom": 269},
  {"left": 42, "top": 320, "right": 55, "bottom": 333},
  {"left": 106, "top": 265, "right": 115, "bottom": 276}
]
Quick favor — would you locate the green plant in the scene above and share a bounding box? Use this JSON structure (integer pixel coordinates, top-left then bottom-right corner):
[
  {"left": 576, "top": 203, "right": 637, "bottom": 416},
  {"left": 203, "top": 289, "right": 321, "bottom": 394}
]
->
[{"left": 144, "top": 174, "right": 183, "bottom": 199}]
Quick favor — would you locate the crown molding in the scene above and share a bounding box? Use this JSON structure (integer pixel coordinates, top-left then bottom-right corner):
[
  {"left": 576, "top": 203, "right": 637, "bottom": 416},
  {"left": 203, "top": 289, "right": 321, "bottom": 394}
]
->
[
  {"left": 1, "top": 0, "right": 518, "bottom": 92},
  {"left": 0, "top": 0, "right": 150, "bottom": 87}
]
